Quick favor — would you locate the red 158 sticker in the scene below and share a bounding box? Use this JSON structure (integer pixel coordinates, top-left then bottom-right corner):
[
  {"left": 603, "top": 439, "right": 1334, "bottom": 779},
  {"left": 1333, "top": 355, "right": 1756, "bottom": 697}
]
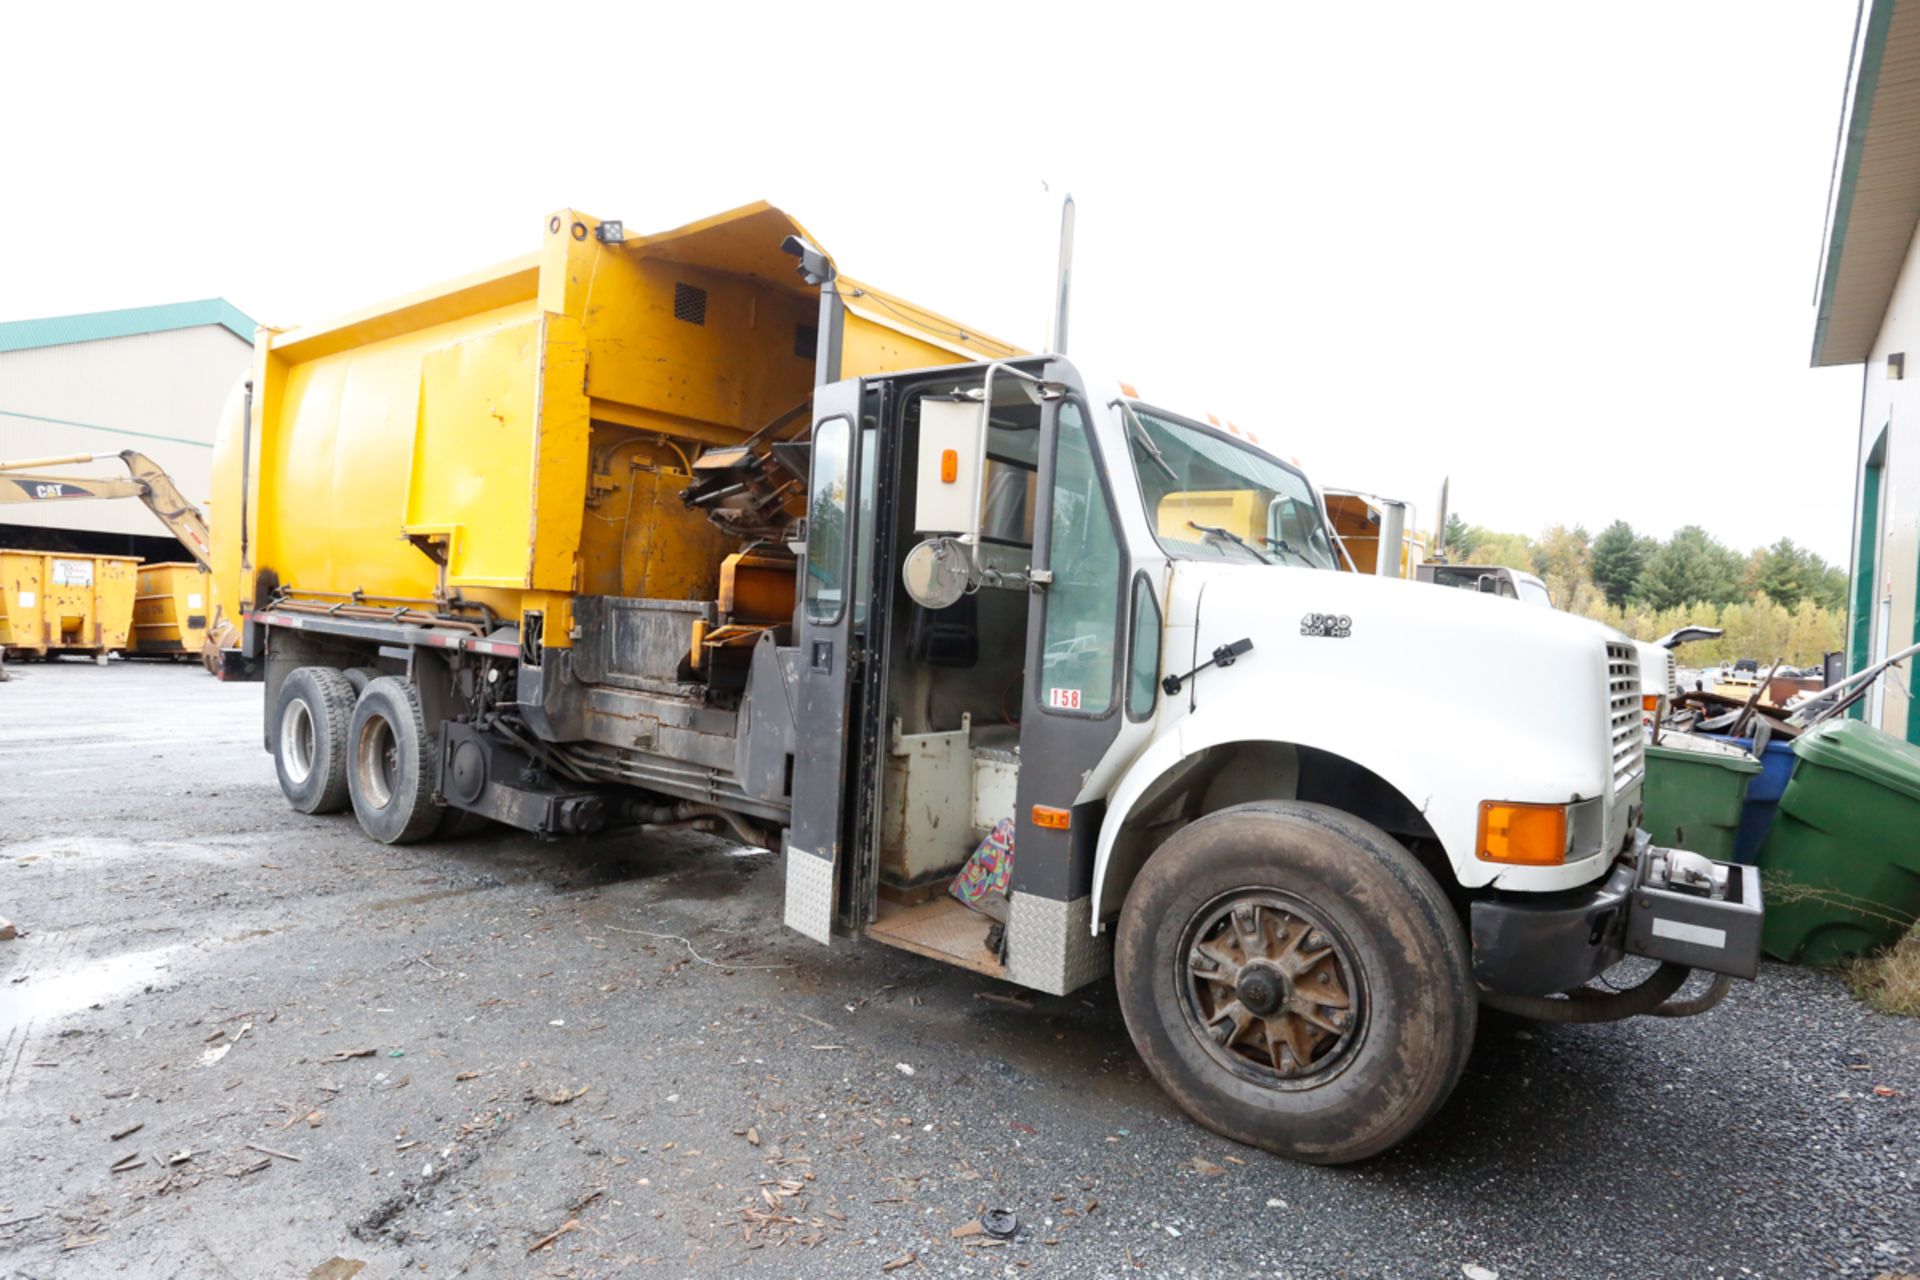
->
[{"left": 1048, "top": 688, "right": 1082, "bottom": 709}]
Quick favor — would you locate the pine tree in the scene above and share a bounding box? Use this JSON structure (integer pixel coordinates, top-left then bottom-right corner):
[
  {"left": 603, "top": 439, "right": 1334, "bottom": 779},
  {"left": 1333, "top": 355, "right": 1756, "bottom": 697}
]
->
[
  {"left": 1635, "top": 526, "right": 1742, "bottom": 610},
  {"left": 1590, "top": 520, "right": 1647, "bottom": 607},
  {"left": 1755, "top": 538, "right": 1810, "bottom": 608}
]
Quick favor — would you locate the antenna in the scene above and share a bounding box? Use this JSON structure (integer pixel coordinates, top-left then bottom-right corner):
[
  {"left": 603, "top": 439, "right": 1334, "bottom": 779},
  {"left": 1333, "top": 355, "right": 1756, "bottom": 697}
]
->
[{"left": 1051, "top": 194, "right": 1075, "bottom": 354}]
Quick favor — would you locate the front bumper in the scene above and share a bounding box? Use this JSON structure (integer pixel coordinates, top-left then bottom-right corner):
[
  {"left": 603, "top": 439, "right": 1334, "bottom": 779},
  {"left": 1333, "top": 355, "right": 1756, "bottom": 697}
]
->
[{"left": 1469, "top": 833, "right": 1764, "bottom": 997}]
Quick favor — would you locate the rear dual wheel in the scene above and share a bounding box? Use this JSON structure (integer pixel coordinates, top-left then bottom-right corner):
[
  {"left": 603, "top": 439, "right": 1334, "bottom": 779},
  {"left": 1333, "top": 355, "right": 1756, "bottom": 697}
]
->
[
  {"left": 272, "top": 666, "right": 356, "bottom": 814},
  {"left": 272, "top": 667, "right": 483, "bottom": 843},
  {"left": 1115, "top": 801, "right": 1476, "bottom": 1165},
  {"left": 346, "top": 676, "right": 441, "bottom": 845}
]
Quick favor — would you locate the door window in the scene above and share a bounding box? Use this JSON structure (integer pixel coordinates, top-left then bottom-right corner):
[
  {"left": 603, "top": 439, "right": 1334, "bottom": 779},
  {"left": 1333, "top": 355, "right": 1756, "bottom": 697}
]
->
[
  {"left": 853, "top": 423, "right": 878, "bottom": 630},
  {"left": 805, "top": 417, "right": 852, "bottom": 625},
  {"left": 1040, "top": 403, "right": 1122, "bottom": 716},
  {"left": 1127, "top": 573, "right": 1161, "bottom": 719}
]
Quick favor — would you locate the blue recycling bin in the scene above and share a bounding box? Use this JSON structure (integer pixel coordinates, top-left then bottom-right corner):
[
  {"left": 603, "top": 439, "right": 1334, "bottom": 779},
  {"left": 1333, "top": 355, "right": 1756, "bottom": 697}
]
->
[{"left": 1706, "top": 734, "right": 1796, "bottom": 864}]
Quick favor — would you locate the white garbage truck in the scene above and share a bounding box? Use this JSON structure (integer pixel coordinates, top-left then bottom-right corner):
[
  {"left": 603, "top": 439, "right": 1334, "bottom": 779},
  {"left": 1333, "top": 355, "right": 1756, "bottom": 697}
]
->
[{"left": 227, "top": 206, "right": 1763, "bottom": 1164}]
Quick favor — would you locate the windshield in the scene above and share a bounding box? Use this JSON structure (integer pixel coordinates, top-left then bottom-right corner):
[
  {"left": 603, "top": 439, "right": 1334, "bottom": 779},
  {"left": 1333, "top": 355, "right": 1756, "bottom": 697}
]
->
[{"left": 1123, "top": 405, "right": 1336, "bottom": 569}]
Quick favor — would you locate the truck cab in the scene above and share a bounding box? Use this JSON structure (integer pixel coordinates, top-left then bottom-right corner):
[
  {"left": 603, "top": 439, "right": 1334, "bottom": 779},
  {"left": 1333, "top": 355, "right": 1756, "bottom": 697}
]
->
[
  {"left": 785, "top": 355, "right": 1763, "bottom": 1162},
  {"left": 1416, "top": 560, "right": 1552, "bottom": 604}
]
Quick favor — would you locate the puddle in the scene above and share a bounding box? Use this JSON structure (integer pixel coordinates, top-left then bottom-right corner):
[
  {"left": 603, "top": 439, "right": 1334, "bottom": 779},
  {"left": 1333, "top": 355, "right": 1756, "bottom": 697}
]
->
[
  {"left": 369, "top": 883, "right": 497, "bottom": 912},
  {"left": 2, "top": 836, "right": 239, "bottom": 868},
  {"left": 0, "top": 944, "right": 189, "bottom": 1036},
  {"left": 648, "top": 861, "right": 765, "bottom": 902}
]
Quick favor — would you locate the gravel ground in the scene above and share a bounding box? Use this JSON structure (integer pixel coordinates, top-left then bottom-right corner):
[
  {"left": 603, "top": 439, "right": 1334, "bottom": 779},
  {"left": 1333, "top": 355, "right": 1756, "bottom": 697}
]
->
[{"left": 0, "top": 660, "right": 1916, "bottom": 1279}]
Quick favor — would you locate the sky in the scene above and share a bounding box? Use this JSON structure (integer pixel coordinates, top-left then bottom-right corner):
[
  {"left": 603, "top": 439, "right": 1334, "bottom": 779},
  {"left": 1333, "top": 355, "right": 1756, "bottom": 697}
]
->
[{"left": 0, "top": 1, "right": 1868, "bottom": 562}]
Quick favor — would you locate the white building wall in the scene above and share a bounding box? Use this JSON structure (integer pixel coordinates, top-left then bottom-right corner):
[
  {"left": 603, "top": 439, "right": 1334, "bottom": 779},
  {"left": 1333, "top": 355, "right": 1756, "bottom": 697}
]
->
[
  {"left": 1860, "top": 235, "right": 1920, "bottom": 738},
  {"left": 0, "top": 325, "right": 250, "bottom": 540}
]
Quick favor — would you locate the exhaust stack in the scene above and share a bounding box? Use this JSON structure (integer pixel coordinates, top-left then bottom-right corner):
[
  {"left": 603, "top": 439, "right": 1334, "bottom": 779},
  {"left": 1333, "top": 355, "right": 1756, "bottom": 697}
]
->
[
  {"left": 1051, "top": 194, "right": 1075, "bottom": 354},
  {"left": 1375, "top": 499, "right": 1407, "bottom": 578}
]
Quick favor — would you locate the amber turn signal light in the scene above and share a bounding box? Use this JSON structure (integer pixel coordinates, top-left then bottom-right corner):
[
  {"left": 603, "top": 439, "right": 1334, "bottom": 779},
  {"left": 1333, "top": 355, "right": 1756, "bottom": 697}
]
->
[
  {"left": 1030, "top": 805, "right": 1071, "bottom": 831},
  {"left": 1641, "top": 694, "right": 1660, "bottom": 712},
  {"left": 1476, "top": 801, "right": 1568, "bottom": 865},
  {"left": 940, "top": 449, "right": 958, "bottom": 483}
]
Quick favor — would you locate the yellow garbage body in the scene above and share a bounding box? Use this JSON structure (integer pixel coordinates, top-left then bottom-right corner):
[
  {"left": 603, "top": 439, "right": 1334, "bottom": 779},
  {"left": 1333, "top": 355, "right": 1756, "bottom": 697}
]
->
[
  {"left": 131, "top": 561, "right": 211, "bottom": 656},
  {"left": 0, "top": 550, "right": 138, "bottom": 658},
  {"left": 209, "top": 201, "right": 1021, "bottom": 650}
]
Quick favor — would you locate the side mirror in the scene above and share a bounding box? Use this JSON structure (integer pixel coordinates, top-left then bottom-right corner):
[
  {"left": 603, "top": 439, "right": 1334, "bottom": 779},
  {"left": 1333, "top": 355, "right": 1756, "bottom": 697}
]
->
[
  {"left": 915, "top": 396, "right": 988, "bottom": 542},
  {"left": 1477, "top": 574, "right": 1500, "bottom": 593},
  {"left": 904, "top": 395, "right": 990, "bottom": 610}
]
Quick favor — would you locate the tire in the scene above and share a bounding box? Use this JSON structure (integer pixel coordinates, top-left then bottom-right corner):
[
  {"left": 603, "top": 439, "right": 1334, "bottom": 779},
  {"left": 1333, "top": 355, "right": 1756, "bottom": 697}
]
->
[
  {"left": 346, "top": 676, "right": 441, "bottom": 844},
  {"left": 272, "top": 666, "right": 356, "bottom": 814},
  {"left": 343, "top": 667, "right": 382, "bottom": 696},
  {"left": 1114, "top": 801, "right": 1476, "bottom": 1165}
]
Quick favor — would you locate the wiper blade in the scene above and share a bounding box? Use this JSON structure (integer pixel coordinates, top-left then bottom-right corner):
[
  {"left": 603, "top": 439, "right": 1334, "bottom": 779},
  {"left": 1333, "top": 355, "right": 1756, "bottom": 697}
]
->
[
  {"left": 1262, "top": 536, "right": 1314, "bottom": 567},
  {"left": 1119, "top": 401, "right": 1177, "bottom": 482},
  {"left": 1188, "top": 520, "right": 1271, "bottom": 564}
]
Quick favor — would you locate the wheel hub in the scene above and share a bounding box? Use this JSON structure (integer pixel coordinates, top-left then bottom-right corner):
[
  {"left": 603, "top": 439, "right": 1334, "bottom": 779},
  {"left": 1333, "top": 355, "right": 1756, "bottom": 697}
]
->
[
  {"left": 1181, "top": 894, "right": 1362, "bottom": 1082},
  {"left": 1234, "top": 962, "right": 1290, "bottom": 1017}
]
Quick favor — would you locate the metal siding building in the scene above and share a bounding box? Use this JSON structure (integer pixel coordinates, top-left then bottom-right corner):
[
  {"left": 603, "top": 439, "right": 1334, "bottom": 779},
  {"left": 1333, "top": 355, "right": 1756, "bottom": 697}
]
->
[
  {"left": 1813, "top": 0, "right": 1920, "bottom": 742},
  {"left": 0, "top": 299, "right": 254, "bottom": 555}
]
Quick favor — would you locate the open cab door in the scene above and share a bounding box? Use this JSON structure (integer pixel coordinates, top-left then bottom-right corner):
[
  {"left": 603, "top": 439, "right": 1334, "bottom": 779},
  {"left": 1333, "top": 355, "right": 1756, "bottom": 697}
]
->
[{"left": 784, "top": 381, "right": 866, "bottom": 943}]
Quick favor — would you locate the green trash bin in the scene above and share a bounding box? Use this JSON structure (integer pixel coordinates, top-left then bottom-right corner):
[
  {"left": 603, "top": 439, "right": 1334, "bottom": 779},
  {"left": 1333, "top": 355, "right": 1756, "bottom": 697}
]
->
[
  {"left": 1641, "top": 737, "right": 1761, "bottom": 864},
  {"left": 1757, "top": 718, "right": 1920, "bottom": 965}
]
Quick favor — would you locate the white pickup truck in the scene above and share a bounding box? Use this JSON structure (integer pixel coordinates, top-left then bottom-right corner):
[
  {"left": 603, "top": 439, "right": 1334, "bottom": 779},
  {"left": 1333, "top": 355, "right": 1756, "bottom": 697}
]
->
[{"left": 1414, "top": 561, "right": 1680, "bottom": 727}]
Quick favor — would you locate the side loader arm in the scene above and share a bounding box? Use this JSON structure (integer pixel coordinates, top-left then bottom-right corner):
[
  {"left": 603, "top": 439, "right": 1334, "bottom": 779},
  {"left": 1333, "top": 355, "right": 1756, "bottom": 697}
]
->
[{"left": 0, "top": 450, "right": 212, "bottom": 570}]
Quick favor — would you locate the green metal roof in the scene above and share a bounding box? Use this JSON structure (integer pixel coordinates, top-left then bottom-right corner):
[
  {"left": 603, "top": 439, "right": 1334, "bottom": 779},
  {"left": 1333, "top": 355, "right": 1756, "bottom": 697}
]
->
[{"left": 0, "top": 298, "right": 256, "bottom": 354}]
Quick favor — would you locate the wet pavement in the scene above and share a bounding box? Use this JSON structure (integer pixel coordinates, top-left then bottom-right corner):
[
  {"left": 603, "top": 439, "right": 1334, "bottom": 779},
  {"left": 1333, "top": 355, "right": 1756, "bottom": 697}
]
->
[{"left": 0, "top": 660, "right": 1916, "bottom": 1278}]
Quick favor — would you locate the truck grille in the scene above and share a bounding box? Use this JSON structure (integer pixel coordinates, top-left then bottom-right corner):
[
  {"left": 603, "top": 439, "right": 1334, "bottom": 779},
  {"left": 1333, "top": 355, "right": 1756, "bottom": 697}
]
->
[{"left": 1606, "top": 642, "right": 1644, "bottom": 793}]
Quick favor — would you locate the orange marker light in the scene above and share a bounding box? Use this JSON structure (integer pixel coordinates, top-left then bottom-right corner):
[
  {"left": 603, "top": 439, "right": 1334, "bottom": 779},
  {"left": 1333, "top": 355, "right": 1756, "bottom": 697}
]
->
[
  {"left": 1030, "top": 805, "right": 1071, "bottom": 831},
  {"left": 1476, "top": 801, "right": 1568, "bottom": 865},
  {"left": 940, "top": 449, "right": 958, "bottom": 483},
  {"left": 1641, "top": 694, "right": 1660, "bottom": 712}
]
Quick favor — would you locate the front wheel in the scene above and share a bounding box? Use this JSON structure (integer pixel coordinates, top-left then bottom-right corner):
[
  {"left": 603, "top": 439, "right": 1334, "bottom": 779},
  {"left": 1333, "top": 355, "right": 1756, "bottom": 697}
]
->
[{"left": 1114, "top": 801, "right": 1476, "bottom": 1165}]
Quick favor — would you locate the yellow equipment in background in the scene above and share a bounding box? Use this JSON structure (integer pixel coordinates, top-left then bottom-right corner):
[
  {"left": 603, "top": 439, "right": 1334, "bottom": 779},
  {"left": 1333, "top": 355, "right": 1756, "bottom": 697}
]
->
[
  {"left": 131, "top": 562, "right": 212, "bottom": 658},
  {"left": 0, "top": 449, "right": 212, "bottom": 569},
  {"left": 0, "top": 549, "right": 137, "bottom": 662},
  {"left": 1322, "top": 489, "right": 1430, "bottom": 577},
  {"left": 211, "top": 201, "right": 1022, "bottom": 655},
  {"left": 1156, "top": 489, "right": 1267, "bottom": 547}
]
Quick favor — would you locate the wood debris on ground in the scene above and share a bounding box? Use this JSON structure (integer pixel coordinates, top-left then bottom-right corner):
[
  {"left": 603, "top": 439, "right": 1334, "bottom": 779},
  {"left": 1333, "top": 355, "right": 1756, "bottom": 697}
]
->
[{"left": 526, "top": 1217, "right": 579, "bottom": 1254}]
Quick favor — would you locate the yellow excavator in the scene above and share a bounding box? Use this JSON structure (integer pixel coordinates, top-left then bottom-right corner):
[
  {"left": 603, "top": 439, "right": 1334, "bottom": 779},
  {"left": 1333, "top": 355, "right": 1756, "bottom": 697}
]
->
[{"left": 0, "top": 449, "right": 233, "bottom": 668}]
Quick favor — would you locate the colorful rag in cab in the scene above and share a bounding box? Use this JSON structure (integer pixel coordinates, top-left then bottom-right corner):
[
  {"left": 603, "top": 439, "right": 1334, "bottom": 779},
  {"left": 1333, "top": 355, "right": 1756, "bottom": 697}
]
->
[{"left": 950, "top": 817, "right": 1014, "bottom": 919}]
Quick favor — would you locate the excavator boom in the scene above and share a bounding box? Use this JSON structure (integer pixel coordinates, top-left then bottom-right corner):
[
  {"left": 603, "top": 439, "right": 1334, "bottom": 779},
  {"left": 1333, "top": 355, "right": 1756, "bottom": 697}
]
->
[{"left": 0, "top": 450, "right": 211, "bottom": 570}]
